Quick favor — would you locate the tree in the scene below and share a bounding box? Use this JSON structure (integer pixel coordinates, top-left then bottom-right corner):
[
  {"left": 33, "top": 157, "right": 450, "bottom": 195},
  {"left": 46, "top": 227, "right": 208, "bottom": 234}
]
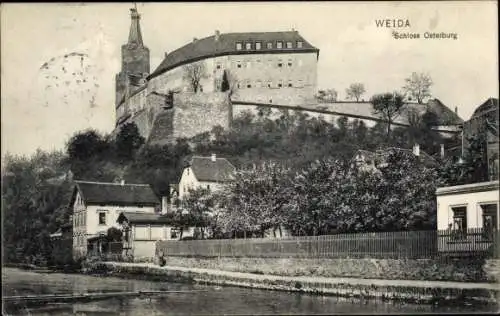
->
[
  {"left": 345, "top": 83, "right": 366, "bottom": 102},
  {"left": 222, "top": 162, "right": 292, "bottom": 237},
  {"left": 402, "top": 72, "right": 433, "bottom": 104},
  {"left": 66, "top": 129, "right": 107, "bottom": 161},
  {"left": 177, "top": 187, "right": 215, "bottom": 239},
  {"left": 115, "top": 122, "right": 145, "bottom": 161},
  {"left": 183, "top": 62, "right": 207, "bottom": 93},
  {"left": 371, "top": 92, "right": 405, "bottom": 138},
  {"left": 221, "top": 70, "right": 230, "bottom": 92},
  {"left": 316, "top": 89, "right": 337, "bottom": 102}
]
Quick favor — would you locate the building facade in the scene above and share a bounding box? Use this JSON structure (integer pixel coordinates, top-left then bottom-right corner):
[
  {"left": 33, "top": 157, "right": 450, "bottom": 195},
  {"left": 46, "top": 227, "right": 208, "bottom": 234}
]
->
[
  {"left": 113, "top": 7, "right": 319, "bottom": 144},
  {"left": 71, "top": 180, "right": 160, "bottom": 259}
]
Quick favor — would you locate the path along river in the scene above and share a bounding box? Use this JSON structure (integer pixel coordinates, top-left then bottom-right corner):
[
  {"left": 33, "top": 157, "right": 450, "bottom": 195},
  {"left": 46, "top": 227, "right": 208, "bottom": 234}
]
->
[{"left": 2, "top": 268, "right": 497, "bottom": 315}]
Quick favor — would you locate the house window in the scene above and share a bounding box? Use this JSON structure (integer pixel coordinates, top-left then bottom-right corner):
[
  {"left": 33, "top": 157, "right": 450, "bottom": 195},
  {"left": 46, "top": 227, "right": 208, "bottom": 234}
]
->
[
  {"left": 245, "top": 42, "right": 252, "bottom": 50},
  {"left": 267, "top": 42, "right": 273, "bottom": 49},
  {"left": 255, "top": 42, "right": 262, "bottom": 50},
  {"left": 276, "top": 41, "right": 283, "bottom": 49},
  {"left": 481, "top": 204, "right": 498, "bottom": 239},
  {"left": 236, "top": 42, "right": 242, "bottom": 50},
  {"left": 247, "top": 83, "right": 252, "bottom": 88},
  {"left": 99, "top": 212, "right": 107, "bottom": 225},
  {"left": 451, "top": 206, "right": 467, "bottom": 238},
  {"left": 297, "top": 41, "right": 303, "bottom": 48},
  {"left": 216, "top": 64, "right": 221, "bottom": 69},
  {"left": 288, "top": 82, "right": 293, "bottom": 87},
  {"left": 277, "top": 62, "right": 283, "bottom": 68},
  {"left": 286, "top": 41, "right": 293, "bottom": 49}
]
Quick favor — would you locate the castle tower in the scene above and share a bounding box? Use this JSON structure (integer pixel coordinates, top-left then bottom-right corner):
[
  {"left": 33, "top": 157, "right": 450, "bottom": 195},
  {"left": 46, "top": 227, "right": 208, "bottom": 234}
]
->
[{"left": 115, "top": 6, "right": 150, "bottom": 108}]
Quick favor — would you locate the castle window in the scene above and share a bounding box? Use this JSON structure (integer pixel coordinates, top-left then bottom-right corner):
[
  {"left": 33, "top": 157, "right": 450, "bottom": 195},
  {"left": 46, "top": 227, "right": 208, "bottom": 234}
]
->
[
  {"left": 298, "top": 59, "right": 303, "bottom": 67},
  {"left": 276, "top": 41, "right": 283, "bottom": 49},
  {"left": 297, "top": 79, "right": 304, "bottom": 87},
  {"left": 256, "top": 80, "right": 262, "bottom": 88},
  {"left": 255, "top": 42, "right": 262, "bottom": 50},
  {"left": 286, "top": 41, "right": 293, "bottom": 49},
  {"left": 237, "top": 83, "right": 241, "bottom": 89},
  {"left": 245, "top": 42, "right": 252, "bottom": 50},
  {"left": 247, "top": 83, "right": 252, "bottom": 88},
  {"left": 288, "top": 59, "right": 293, "bottom": 67},
  {"left": 277, "top": 62, "right": 283, "bottom": 68},
  {"left": 297, "top": 41, "right": 303, "bottom": 48},
  {"left": 236, "top": 42, "right": 242, "bottom": 50},
  {"left": 267, "top": 42, "right": 273, "bottom": 49},
  {"left": 278, "top": 80, "right": 283, "bottom": 88},
  {"left": 216, "top": 64, "right": 221, "bottom": 69},
  {"left": 237, "top": 62, "right": 242, "bottom": 68},
  {"left": 267, "top": 81, "right": 272, "bottom": 88},
  {"left": 288, "top": 82, "right": 293, "bottom": 87}
]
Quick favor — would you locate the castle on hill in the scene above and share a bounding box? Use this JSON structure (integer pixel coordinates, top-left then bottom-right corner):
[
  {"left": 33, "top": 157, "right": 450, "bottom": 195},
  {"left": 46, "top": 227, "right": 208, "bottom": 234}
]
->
[{"left": 113, "top": 7, "right": 463, "bottom": 144}]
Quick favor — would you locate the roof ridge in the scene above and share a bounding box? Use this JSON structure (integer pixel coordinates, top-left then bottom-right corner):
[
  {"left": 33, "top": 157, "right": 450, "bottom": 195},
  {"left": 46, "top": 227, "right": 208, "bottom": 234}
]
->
[{"left": 74, "top": 180, "right": 151, "bottom": 187}]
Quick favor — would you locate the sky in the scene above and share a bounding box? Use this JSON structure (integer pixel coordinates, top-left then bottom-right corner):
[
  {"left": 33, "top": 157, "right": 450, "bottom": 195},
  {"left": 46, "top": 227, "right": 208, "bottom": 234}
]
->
[{"left": 1, "top": 2, "right": 498, "bottom": 157}]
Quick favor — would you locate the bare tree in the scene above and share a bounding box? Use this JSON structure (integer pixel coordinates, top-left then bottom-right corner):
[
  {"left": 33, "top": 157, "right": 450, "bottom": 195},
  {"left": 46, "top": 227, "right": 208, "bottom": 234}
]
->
[
  {"left": 345, "top": 83, "right": 366, "bottom": 102},
  {"left": 183, "top": 62, "right": 207, "bottom": 93},
  {"left": 315, "top": 89, "right": 337, "bottom": 102},
  {"left": 402, "top": 72, "right": 433, "bottom": 104},
  {"left": 371, "top": 92, "right": 405, "bottom": 138}
]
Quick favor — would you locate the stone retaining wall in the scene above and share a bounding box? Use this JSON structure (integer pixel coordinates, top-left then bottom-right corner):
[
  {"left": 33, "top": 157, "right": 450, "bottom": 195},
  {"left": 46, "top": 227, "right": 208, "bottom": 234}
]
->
[
  {"left": 160, "top": 257, "right": 499, "bottom": 283},
  {"left": 82, "top": 262, "right": 500, "bottom": 307}
]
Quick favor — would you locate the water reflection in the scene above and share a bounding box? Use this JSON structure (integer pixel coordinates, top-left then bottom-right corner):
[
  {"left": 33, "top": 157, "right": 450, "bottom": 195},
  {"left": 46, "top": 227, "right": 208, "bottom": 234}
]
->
[{"left": 2, "top": 268, "right": 496, "bottom": 315}]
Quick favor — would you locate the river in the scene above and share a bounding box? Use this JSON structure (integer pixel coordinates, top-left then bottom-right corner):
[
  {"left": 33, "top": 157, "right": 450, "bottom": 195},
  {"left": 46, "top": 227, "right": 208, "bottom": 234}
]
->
[{"left": 2, "top": 268, "right": 497, "bottom": 315}]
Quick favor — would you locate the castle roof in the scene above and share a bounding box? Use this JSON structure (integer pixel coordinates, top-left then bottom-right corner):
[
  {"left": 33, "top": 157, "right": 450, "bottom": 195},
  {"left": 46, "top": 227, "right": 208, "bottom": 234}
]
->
[
  {"left": 189, "top": 155, "right": 236, "bottom": 183},
  {"left": 71, "top": 180, "right": 160, "bottom": 207},
  {"left": 148, "top": 31, "right": 319, "bottom": 80}
]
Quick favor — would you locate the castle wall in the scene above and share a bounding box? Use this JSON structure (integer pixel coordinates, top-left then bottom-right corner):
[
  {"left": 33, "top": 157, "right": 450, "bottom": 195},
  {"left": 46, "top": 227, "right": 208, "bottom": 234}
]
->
[{"left": 172, "top": 92, "right": 231, "bottom": 140}]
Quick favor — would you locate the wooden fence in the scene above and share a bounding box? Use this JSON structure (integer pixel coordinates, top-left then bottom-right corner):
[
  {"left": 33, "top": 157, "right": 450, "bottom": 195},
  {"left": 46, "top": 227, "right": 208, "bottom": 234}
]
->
[{"left": 157, "top": 228, "right": 500, "bottom": 259}]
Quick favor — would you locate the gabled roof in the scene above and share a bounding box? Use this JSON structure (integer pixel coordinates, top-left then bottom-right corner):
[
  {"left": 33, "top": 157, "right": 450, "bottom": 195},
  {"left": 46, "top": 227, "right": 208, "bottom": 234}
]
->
[
  {"left": 71, "top": 180, "right": 160, "bottom": 207},
  {"left": 472, "top": 98, "right": 499, "bottom": 118},
  {"left": 148, "top": 31, "right": 319, "bottom": 79},
  {"left": 117, "top": 211, "right": 174, "bottom": 225},
  {"left": 189, "top": 156, "right": 236, "bottom": 183}
]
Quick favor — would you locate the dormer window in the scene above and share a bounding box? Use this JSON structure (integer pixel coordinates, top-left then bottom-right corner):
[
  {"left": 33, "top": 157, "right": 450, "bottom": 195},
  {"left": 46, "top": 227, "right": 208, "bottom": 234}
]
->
[
  {"left": 236, "top": 42, "right": 242, "bottom": 50},
  {"left": 297, "top": 41, "right": 303, "bottom": 48},
  {"left": 255, "top": 42, "right": 262, "bottom": 50},
  {"left": 267, "top": 42, "right": 273, "bottom": 49},
  {"left": 286, "top": 41, "right": 293, "bottom": 49},
  {"left": 276, "top": 41, "right": 283, "bottom": 49},
  {"left": 245, "top": 42, "right": 252, "bottom": 50}
]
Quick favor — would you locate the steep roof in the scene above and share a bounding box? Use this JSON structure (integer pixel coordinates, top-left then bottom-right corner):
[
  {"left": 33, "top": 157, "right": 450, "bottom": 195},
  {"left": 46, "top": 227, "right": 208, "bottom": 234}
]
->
[
  {"left": 148, "top": 31, "right": 319, "bottom": 79},
  {"left": 117, "top": 211, "right": 173, "bottom": 225},
  {"left": 189, "top": 156, "right": 236, "bottom": 182},
  {"left": 71, "top": 180, "right": 160, "bottom": 206},
  {"left": 472, "top": 98, "right": 499, "bottom": 118}
]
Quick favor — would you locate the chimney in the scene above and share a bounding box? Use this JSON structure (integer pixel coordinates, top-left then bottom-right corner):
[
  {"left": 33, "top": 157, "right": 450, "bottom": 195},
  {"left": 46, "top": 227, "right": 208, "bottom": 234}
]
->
[
  {"left": 193, "top": 37, "right": 198, "bottom": 42},
  {"left": 455, "top": 106, "right": 458, "bottom": 114},
  {"left": 440, "top": 144, "right": 445, "bottom": 159},
  {"left": 120, "top": 180, "right": 125, "bottom": 186},
  {"left": 164, "top": 52, "right": 168, "bottom": 58},
  {"left": 215, "top": 30, "right": 220, "bottom": 41},
  {"left": 413, "top": 144, "right": 420, "bottom": 157},
  {"left": 211, "top": 153, "right": 216, "bottom": 162}
]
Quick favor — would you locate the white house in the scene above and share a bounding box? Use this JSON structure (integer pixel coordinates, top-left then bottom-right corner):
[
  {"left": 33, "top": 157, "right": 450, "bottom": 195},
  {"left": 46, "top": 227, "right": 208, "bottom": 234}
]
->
[
  {"left": 178, "top": 154, "right": 236, "bottom": 199},
  {"left": 436, "top": 180, "right": 499, "bottom": 253},
  {"left": 70, "top": 180, "right": 160, "bottom": 259}
]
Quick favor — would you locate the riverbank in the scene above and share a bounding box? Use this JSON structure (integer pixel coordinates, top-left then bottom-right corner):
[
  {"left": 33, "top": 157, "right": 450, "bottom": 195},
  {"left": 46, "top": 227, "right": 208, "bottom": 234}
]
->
[{"left": 83, "top": 261, "right": 500, "bottom": 307}]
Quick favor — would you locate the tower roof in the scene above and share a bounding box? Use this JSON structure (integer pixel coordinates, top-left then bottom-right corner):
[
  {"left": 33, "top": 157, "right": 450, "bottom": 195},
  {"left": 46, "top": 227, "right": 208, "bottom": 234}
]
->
[{"left": 127, "top": 7, "right": 144, "bottom": 47}]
